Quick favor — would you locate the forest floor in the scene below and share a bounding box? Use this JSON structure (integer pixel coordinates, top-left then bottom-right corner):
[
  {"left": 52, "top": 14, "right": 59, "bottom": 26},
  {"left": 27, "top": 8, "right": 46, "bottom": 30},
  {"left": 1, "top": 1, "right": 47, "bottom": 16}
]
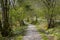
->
[{"left": 22, "top": 24, "right": 42, "bottom": 40}]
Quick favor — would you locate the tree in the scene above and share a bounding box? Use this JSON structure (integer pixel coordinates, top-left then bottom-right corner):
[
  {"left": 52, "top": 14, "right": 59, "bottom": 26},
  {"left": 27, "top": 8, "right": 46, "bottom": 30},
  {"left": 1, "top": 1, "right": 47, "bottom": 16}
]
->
[
  {"left": 41, "top": 0, "right": 56, "bottom": 28},
  {"left": 1, "top": 0, "right": 12, "bottom": 37}
]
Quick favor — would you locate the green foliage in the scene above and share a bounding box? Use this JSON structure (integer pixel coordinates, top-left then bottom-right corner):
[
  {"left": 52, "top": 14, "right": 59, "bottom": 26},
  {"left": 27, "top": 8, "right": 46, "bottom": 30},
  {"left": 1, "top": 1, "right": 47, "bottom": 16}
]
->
[{"left": 0, "top": 0, "right": 60, "bottom": 39}]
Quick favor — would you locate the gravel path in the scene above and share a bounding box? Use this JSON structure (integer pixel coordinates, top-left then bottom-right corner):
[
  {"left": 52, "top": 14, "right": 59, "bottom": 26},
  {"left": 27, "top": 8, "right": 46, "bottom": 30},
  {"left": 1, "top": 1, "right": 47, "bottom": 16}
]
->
[{"left": 23, "top": 24, "right": 41, "bottom": 40}]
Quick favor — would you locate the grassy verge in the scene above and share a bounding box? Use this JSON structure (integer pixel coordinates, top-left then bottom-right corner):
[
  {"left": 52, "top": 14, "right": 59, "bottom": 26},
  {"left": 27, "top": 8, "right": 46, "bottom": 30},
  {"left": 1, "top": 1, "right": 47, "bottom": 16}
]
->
[
  {"left": 0, "top": 25, "right": 27, "bottom": 40},
  {"left": 0, "top": 36, "right": 23, "bottom": 40},
  {"left": 36, "top": 23, "right": 60, "bottom": 40},
  {"left": 12, "top": 25, "right": 27, "bottom": 40},
  {"left": 13, "top": 35, "right": 23, "bottom": 40}
]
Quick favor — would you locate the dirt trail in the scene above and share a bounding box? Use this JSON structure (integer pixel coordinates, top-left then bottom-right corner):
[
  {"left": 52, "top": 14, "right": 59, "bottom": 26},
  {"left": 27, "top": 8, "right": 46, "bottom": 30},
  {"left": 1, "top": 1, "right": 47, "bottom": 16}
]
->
[{"left": 23, "top": 24, "right": 41, "bottom": 40}]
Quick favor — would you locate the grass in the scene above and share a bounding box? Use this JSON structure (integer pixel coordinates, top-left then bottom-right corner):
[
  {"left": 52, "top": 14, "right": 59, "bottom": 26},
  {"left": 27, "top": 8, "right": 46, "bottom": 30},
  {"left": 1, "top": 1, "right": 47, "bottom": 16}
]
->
[
  {"left": 36, "top": 22, "right": 60, "bottom": 40},
  {"left": 11, "top": 25, "right": 27, "bottom": 40},
  {"left": 0, "top": 25, "right": 27, "bottom": 40},
  {"left": 12, "top": 25, "right": 27, "bottom": 35},
  {"left": 0, "top": 36, "right": 23, "bottom": 40},
  {"left": 14, "top": 36, "right": 23, "bottom": 40}
]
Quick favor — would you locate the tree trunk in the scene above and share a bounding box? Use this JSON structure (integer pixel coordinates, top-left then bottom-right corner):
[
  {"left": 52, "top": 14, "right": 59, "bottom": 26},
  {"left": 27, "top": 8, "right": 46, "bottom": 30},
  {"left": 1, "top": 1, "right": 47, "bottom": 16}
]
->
[
  {"left": 1, "top": 0, "right": 11, "bottom": 37},
  {"left": 0, "top": 20, "right": 2, "bottom": 31},
  {"left": 48, "top": 14, "right": 55, "bottom": 28}
]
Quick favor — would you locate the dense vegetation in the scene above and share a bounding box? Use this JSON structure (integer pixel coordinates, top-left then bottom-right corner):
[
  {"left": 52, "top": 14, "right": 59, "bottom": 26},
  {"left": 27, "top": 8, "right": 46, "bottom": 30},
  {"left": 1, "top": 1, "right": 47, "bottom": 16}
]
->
[{"left": 0, "top": 0, "right": 60, "bottom": 40}]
